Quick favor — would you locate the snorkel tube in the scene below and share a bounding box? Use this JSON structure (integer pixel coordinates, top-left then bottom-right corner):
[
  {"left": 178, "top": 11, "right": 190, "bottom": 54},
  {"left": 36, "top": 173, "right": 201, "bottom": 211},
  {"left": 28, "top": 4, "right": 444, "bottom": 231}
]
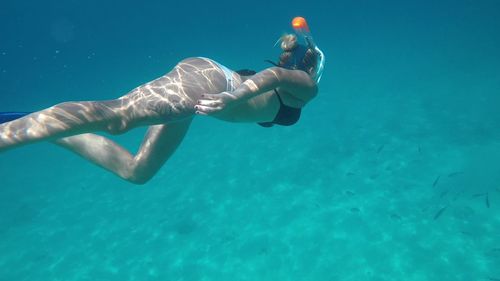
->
[{"left": 290, "top": 17, "right": 326, "bottom": 83}]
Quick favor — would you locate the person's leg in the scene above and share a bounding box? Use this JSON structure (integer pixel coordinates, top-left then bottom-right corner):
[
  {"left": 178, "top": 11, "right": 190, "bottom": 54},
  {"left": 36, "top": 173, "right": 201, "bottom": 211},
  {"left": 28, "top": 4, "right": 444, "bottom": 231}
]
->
[
  {"left": 0, "top": 100, "right": 122, "bottom": 152},
  {"left": 0, "top": 92, "right": 173, "bottom": 153},
  {"left": 0, "top": 57, "right": 235, "bottom": 154},
  {"left": 54, "top": 118, "right": 193, "bottom": 184}
]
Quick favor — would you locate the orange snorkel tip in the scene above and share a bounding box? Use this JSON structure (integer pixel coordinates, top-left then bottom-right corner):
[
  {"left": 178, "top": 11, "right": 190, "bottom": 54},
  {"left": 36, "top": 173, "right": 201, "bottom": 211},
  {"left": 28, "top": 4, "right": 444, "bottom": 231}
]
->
[
  {"left": 289, "top": 16, "right": 326, "bottom": 83},
  {"left": 292, "top": 16, "right": 310, "bottom": 33}
]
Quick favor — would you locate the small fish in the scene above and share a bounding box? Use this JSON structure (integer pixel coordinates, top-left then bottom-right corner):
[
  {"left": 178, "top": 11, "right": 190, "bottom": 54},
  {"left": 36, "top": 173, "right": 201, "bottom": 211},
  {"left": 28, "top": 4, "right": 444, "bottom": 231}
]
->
[
  {"left": 487, "top": 248, "right": 500, "bottom": 254},
  {"left": 487, "top": 277, "right": 500, "bottom": 281},
  {"left": 439, "top": 189, "right": 449, "bottom": 198},
  {"left": 447, "top": 171, "right": 464, "bottom": 177},
  {"left": 350, "top": 207, "right": 360, "bottom": 213},
  {"left": 344, "top": 190, "right": 355, "bottom": 196},
  {"left": 377, "top": 144, "right": 385, "bottom": 154},
  {"left": 486, "top": 193, "right": 490, "bottom": 208},
  {"left": 418, "top": 145, "right": 421, "bottom": 153},
  {"left": 390, "top": 213, "right": 402, "bottom": 220},
  {"left": 434, "top": 206, "right": 448, "bottom": 220},
  {"left": 432, "top": 175, "right": 441, "bottom": 188},
  {"left": 496, "top": 187, "right": 500, "bottom": 193},
  {"left": 472, "top": 193, "right": 487, "bottom": 198}
]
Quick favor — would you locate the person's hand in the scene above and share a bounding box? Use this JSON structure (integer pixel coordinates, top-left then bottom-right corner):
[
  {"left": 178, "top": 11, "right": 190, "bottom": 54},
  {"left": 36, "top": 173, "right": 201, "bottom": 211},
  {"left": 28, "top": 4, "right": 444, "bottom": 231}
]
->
[{"left": 194, "top": 92, "right": 238, "bottom": 115}]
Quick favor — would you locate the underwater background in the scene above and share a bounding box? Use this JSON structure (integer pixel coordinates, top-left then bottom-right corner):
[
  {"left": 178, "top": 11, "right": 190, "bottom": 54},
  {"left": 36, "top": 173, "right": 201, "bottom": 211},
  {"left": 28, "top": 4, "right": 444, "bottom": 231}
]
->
[{"left": 1, "top": 0, "right": 500, "bottom": 280}]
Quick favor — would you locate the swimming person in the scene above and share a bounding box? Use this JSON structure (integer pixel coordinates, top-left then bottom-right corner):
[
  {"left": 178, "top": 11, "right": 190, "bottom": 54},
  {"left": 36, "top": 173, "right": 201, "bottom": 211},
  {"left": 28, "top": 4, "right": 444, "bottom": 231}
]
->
[{"left": 0, "top": 17, "right": 325, "bottom": 184}]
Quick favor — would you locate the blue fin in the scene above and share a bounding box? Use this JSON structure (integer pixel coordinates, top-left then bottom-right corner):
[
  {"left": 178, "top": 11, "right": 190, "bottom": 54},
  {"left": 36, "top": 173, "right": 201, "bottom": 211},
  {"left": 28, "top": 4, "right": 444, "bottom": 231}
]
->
[{"left": 0, "top": 112, "right": 31, "bottom": 124}]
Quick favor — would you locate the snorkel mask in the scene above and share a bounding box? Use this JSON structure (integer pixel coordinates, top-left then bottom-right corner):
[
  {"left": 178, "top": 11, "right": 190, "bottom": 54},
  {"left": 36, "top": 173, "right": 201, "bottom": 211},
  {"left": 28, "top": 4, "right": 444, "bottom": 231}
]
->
[{"left": 280, "top": 17, "right": 326, "bottom": 83}]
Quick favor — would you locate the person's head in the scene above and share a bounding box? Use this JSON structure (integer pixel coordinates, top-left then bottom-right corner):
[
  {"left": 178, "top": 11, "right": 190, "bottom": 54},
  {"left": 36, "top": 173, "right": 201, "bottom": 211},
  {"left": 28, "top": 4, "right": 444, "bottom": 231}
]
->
[
  {"left": 277, "top": 33, "right": 319, "bottom": 77},
  {"left": 275, "top": 17, "right": 325, "bottom": 83}
]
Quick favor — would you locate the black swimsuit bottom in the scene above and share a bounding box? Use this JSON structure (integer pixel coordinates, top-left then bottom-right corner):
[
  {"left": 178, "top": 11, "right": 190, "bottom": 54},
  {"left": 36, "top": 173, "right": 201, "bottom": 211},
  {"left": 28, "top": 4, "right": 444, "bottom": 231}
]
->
[{"left": 258, "top": 89, "right": 302, "bottom": 127}]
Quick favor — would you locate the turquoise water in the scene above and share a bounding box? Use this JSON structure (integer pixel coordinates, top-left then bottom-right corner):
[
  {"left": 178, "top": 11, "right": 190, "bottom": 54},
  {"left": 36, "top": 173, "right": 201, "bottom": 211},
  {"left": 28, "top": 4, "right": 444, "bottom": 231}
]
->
[{"left": 1, "top": 0, "right": 500, "bottom": 280}]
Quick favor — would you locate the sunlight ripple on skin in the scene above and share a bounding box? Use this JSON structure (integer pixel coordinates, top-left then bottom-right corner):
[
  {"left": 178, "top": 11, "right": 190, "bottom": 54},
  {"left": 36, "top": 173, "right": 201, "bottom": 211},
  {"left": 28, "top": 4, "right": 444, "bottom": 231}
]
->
[
  {"left": 0, "top": 58, "right": 224, "bottom": 148},
  {"left": 0, "top": 55, "right": 318, "bottom": 183}
]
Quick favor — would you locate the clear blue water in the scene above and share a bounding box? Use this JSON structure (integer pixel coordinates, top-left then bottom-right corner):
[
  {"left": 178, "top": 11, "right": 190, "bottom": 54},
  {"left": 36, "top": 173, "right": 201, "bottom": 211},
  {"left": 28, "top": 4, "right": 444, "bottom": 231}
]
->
[{"left": 1, "top": 0, "right": 500, "bottom": 280}]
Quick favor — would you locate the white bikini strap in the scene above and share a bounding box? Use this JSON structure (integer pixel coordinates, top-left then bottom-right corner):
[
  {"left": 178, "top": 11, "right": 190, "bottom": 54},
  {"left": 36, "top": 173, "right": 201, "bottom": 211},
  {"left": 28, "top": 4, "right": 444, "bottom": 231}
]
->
[{"left": 217, "top": 63, "right": 235, "bottom": 92}]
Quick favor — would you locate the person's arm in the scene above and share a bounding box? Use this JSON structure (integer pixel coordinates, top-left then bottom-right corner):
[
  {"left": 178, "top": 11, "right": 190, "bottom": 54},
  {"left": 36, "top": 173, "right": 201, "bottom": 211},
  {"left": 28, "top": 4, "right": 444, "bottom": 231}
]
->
[{"left": 195, "top": 67, "right": 317, "bottom": 115}]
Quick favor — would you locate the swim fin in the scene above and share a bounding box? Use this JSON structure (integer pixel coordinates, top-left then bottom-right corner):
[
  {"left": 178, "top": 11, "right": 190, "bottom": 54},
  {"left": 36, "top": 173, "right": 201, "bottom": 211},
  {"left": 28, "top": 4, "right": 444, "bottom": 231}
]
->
[{"left": 0, "top": 112, "right": 31, "bottom": 124}]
